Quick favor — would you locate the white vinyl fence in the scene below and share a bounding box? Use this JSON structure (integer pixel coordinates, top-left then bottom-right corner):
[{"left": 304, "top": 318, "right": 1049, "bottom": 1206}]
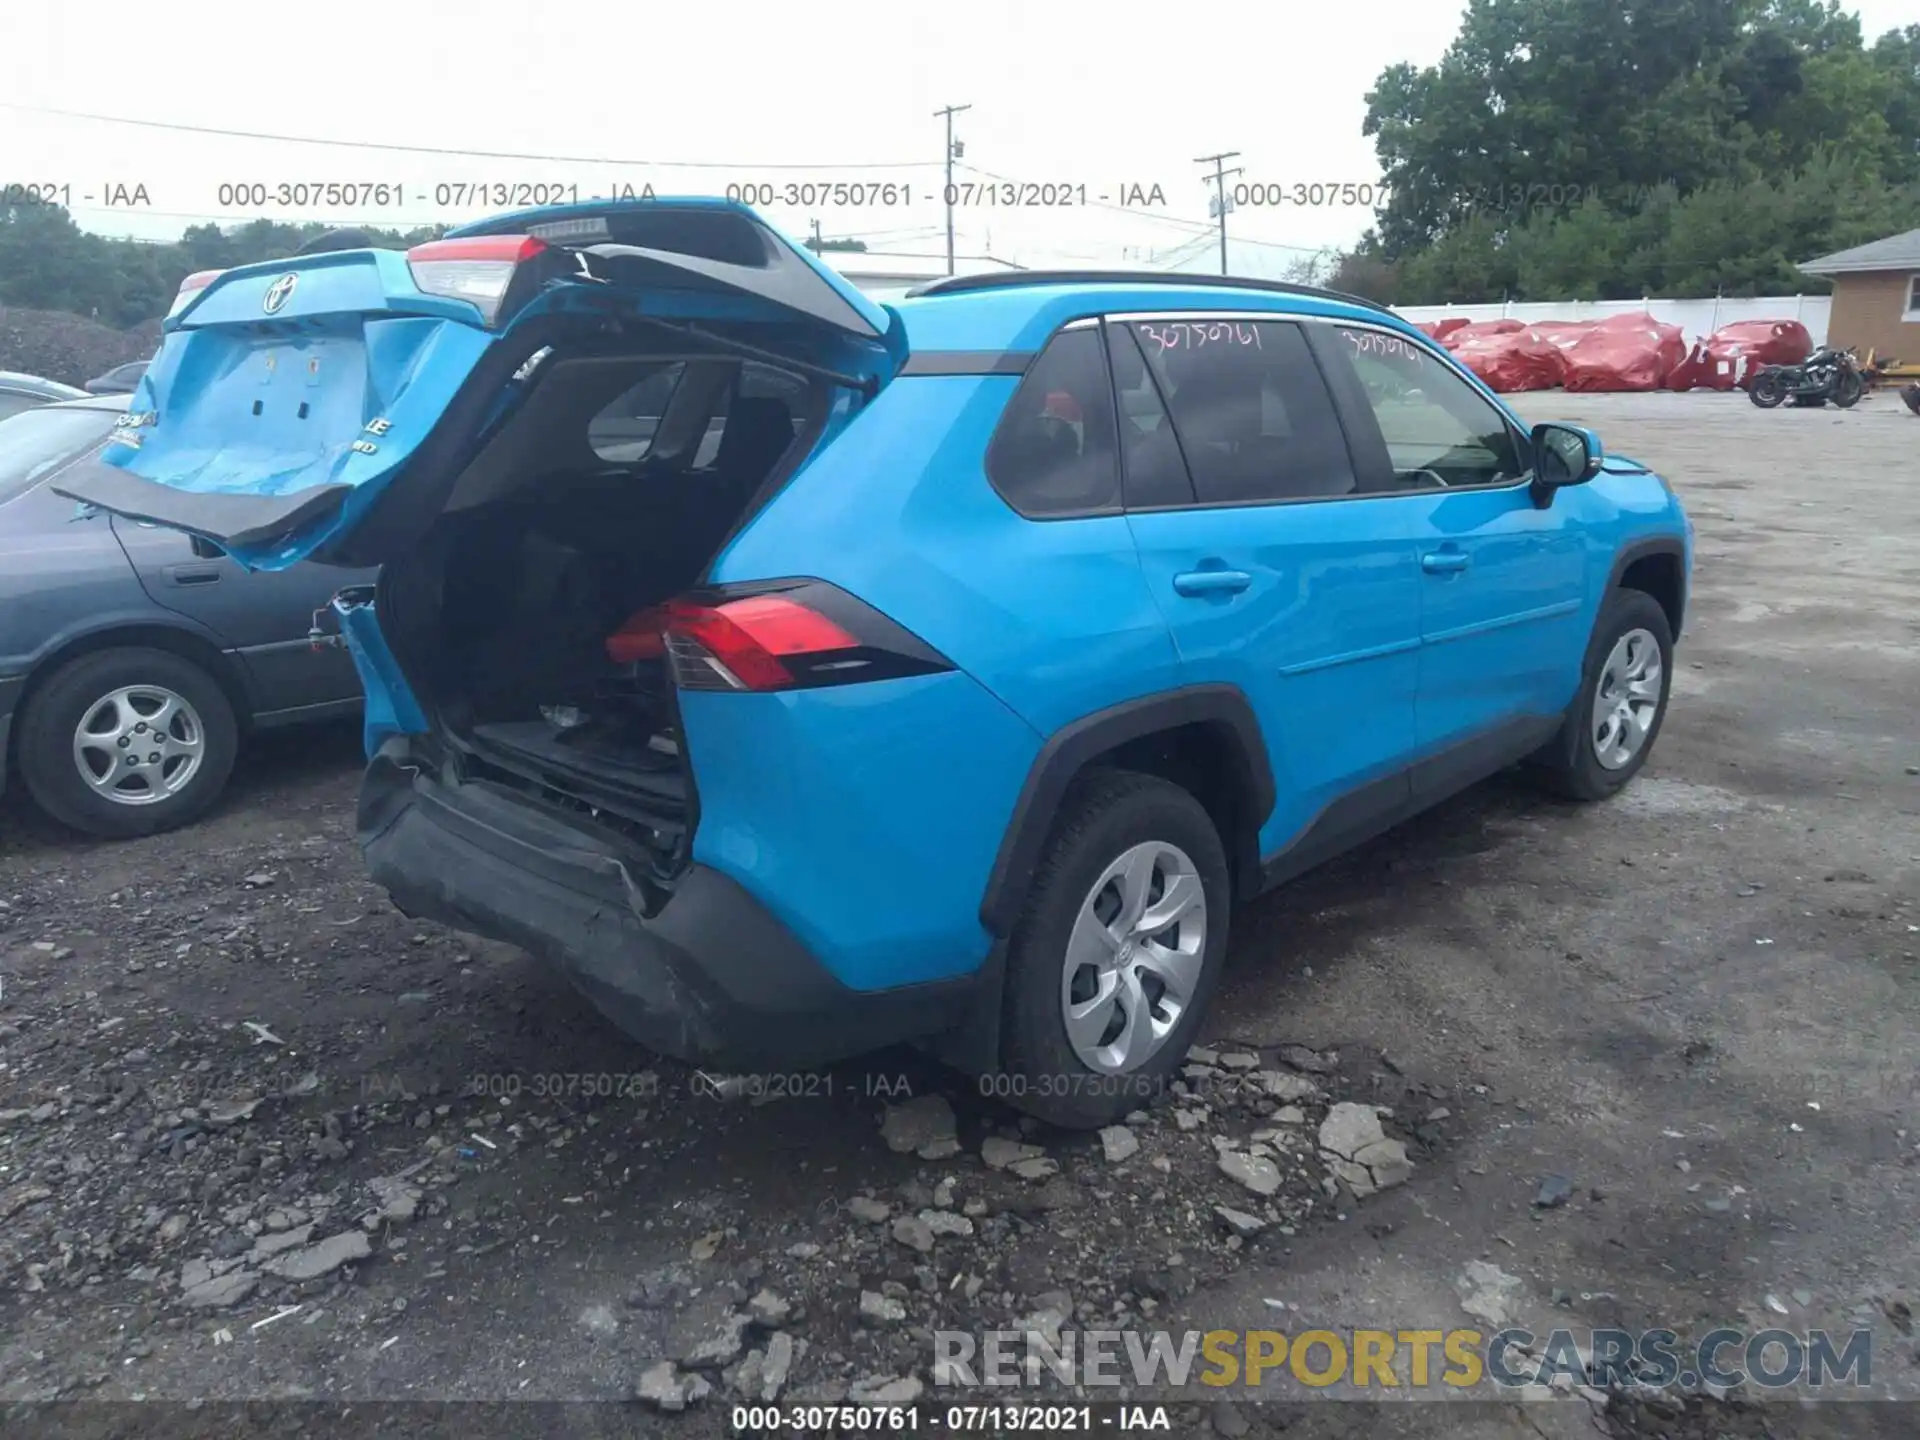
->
[{"left": 1390, "top": 296, "right": 1831, "bottom": 348}]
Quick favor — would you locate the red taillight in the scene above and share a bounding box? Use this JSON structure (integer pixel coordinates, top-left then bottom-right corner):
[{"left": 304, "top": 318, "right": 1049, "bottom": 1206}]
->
[
  {"left": 405, "top": 234, "right": 547, "bottom": 326},
  {"left": 663, "top": 595, "right": 858, "bottom": 692},
  {"left": 611, "top": 582, "right": 950, "bottom": 694},
  {"left": 168, "top": 269, "right": 224, "bottom": 318}
]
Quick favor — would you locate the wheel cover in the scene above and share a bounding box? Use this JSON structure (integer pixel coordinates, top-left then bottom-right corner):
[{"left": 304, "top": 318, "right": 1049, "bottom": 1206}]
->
[
  {"left": 71, "top": 684, "right": 206, "bottom": 805},
  {"left": 1060, "top": 840, "right": 1207, "bottom": 1075},
  {"left": 1591, "top": 627, "right": 1663, "bottom": 771}
]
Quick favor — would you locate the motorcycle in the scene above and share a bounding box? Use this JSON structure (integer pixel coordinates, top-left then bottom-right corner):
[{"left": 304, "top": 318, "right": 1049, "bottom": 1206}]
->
[{"left": 1748, "top": 346, "right": 1864, "bottom": 409}]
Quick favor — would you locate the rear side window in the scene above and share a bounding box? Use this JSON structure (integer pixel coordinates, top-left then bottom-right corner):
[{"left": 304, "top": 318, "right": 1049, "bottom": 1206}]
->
[
  {"left": 986, "top": 327, "right": 1120, "bottom": 516},
  {"left": 1129, "top": 320, "right": 1356, "bottom": 504},
  {"left": 589, "top": 363, "right": 686, "bottom": 463}
]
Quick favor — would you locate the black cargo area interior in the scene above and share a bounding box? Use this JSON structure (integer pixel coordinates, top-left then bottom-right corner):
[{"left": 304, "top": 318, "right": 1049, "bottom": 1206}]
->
[{"left": 376, "top": 347, "right": 828, "bottom": 865}]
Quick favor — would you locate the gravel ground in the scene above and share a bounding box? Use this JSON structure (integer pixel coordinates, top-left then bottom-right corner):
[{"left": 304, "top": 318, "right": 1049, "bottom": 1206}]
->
[{"left": 1, "top": 389, "right": 1916, "bottom": 1439}]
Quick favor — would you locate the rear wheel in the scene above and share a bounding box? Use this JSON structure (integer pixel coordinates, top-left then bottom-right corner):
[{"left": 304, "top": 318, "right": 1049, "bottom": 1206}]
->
[
  {"left": 1531, "top": 590, "right": 1673, "bottom": 802},
  {"left": 995, "top": 770, "right": 1230, "bottom": 1129},
  {"left": 16, "top": 648, "right": 239, "bottom": 839},
  {"left": 1748, "top": 373, "right": 1786, "bottom": 408}
]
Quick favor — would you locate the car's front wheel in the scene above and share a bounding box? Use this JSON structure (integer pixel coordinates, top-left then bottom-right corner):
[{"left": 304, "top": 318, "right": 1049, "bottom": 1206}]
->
[
  {"left": 1532, "top": 590, "right": 1674, "bottom": 802},
  {"left": 995, "top": 770, "right": 1231, "bottom": 1129},
  {"left": 16, "top": 647, "right": 239, "bottom": 839}
]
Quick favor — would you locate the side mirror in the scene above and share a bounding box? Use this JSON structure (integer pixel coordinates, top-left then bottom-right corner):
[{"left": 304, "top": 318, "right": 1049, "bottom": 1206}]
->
[{"left": 1530, "top": 422, "right": 1603, "bottom": 506}]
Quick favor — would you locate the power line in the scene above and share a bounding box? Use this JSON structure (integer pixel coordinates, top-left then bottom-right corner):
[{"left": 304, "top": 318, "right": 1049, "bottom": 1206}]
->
[{"left": 0, "top": 101, "right": 934, "bottom": 170}]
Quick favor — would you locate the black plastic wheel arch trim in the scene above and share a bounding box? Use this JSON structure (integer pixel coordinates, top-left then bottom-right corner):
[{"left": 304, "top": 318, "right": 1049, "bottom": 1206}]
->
[
  {"left": 1605, "top": 535, "right": 1688, "bottom": 637},
  {"left": 978, "top": 684, "right": 1275, "bottom": 937}
]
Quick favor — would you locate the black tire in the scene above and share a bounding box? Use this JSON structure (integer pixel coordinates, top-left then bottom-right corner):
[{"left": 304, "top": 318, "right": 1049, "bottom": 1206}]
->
[
  {"left": 16, "top": 648, "right": 239, "bottom": 839},
  {"left": 1531, "top": 590, "right": 1674, "bottom": 802},
  {"left": 994, "top": 769, "right": 1231, "bottom": 1129},
  {"left": 1832, "top": 371, "right": 1864, "bottom": 409},
  {"left": 1748, "top": 373, "right": 1786, "bottom": 408}
]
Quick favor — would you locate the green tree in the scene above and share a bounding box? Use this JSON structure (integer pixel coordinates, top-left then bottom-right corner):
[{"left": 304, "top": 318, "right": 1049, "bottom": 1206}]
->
[
  {"left": 0, "top": 206, "right": 447, "bottom": 326},
  {"left": 1350, "top": 0, "right": 1920, "bottom": 301}
]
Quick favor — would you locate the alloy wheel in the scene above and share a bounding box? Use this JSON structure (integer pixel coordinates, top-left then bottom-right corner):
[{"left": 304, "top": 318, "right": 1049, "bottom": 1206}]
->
[
  {"left": 72, "top": 684, "right": 206, "bottom": 805},
  {"left": 1592, "top": 628, "right": 1663, "bottom": 771},
  {"left": 1060, "top": 840, "right": 1207, "bottom": 1074}
]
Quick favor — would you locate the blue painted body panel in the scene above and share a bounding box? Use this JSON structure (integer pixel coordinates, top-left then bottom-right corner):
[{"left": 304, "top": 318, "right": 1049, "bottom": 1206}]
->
[
  {"left": 1122, "top": 495, "right": 1424, "bottom": 858},
  {"left": 712, "top": 375, "right": 1185, "bottom": 739},
  {"left": 334, "top": 595, "right": 428, "bottom": 757},
  {"left": 682, "top": 671, "right": 1040, "bottom": 990}
]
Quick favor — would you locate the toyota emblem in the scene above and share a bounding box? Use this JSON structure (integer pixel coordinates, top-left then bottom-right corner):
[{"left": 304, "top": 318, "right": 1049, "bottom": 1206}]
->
[{"left": 262, "top": 273, "right": 298, "bottom": 314}]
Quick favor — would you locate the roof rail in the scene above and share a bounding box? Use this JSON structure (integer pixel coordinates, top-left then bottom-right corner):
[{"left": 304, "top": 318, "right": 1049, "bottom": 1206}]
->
[{"left": 903, "top": 268, "right": 1395, "bottom": 315}]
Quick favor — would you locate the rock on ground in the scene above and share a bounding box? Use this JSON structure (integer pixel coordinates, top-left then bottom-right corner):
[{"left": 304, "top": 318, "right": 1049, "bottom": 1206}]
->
[
  {"left": 747, "top": 1289, "right": 792, "bottom": 1326},
  {"left": 262, "top": 1229, "right": 372, "bottom": 1282},
  {"left": 891, "top": 1215, "right": 936, "bottom": 1254},
  {"left": 636, "top": 1360, "right": 712, "bottom": 1412},
  {"left": 1258, "top": 1071, "right": 1322, "bottom": 1102},
  {"left": 1100, "top": 1125, "right": 1140, "bottom": 1162},
  {"left": 849, "top": 1374, "right": 924, "bottom": 1405},
  {"left": 762, "top": 1332, "right": 800, "bottom": 1400},
  {"left": 981, "top": 1136, "right": 1045, "bottom": 1170},
  {"left": 1214, "top": 1205, "right": 1267, "bottom": 1238},
  {"left": 878, "top": 1095, "right": 958, "bottom": 1157},
  {"left": 1217, "top": 1151, "right": 1282, "bottom": 1197},
  {"left": 180, "top": 1268, "right": 258, "bottom": 1310},
  {"left": 1456, "top": 1261, "right": 1525, "bottom": 1326},
  {"left": 1318, "top": 1102, "right": 1413, "bottom": 1197}
]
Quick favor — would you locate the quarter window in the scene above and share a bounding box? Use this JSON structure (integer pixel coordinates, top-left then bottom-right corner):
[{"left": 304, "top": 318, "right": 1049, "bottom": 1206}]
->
[
  {"left": 1106, "top": 324, "right": 1196, "bottom": 508},
  {"left": 986, "top": 327, "right": 1121, "bottom": 516},
  {"left": 1127, "top": 320, "right": 1357, "bottom": 504},
  {"left": 1327, "top": 326, "right": 1526, "bottom": 491}
]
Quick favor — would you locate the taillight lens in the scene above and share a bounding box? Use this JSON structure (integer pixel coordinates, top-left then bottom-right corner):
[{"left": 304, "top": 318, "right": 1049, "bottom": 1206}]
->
[
  {"left": 167, "top": 269, "right": 224, "bottom": 319},
  {"left": 405, "top": 235, "right": 547, "bottom": 326},
  {"left": 656, "top": 582, "right": 952, "bottom": 693}
]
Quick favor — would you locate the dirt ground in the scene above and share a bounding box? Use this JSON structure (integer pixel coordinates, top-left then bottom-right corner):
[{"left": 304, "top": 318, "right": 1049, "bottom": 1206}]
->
[{"left": 2, "top": 389, "right": 1916, "bottom": 1439}]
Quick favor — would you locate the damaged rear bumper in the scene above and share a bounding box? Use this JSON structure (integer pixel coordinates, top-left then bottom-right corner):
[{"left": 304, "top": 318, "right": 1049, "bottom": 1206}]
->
[{"left": 356, "top": 739, "right": 975, "bottom": 1070}]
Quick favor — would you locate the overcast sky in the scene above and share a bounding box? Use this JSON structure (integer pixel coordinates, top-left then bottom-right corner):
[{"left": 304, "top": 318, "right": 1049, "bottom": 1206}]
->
[{"left": 4, "top": 0, "right": 1916, "bottom": 268}]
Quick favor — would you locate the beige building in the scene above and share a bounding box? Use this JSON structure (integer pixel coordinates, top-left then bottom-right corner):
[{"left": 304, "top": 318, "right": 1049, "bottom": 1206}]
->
[{"left": 1799, "top": 229, "right": 1920, "bottom": 360}]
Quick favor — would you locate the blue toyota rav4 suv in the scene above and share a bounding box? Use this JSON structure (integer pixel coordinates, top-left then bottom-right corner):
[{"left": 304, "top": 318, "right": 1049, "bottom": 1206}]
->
[{"left": 61, "top": 200, "right": 1692, "bottom": 1128}]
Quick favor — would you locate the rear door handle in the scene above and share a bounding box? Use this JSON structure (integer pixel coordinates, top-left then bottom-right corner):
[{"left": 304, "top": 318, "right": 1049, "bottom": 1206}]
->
[
  {"left": 1421, "top": 551, "right": 1471, "bottom": 574},
  {"left": 1172, "top": 569, "right": 1252, "bottom": 596}
]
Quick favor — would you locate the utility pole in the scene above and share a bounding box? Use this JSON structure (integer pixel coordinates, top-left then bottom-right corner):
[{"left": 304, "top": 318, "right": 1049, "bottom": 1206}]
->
[
  {"left": 807, "top": 218, "right": 823, "bottom": 253},
  {"left": 1195, "top": 151, "right": 1243, "bottom": 276},
  {"left": 935, "top": 103, "right": 972, "bottom": 276}
]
